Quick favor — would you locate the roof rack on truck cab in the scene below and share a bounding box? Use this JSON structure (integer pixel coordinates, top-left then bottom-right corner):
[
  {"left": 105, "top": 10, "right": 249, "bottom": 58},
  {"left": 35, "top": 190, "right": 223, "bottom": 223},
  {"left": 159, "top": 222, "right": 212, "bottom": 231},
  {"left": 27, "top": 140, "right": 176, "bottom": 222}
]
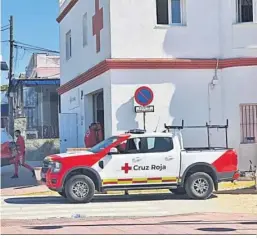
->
[
  {"left": 164, "top": 119, "right": 229, "bottom": 149},
  {"left": 125, "top": 129, "right": 146, "bottom": 134}
]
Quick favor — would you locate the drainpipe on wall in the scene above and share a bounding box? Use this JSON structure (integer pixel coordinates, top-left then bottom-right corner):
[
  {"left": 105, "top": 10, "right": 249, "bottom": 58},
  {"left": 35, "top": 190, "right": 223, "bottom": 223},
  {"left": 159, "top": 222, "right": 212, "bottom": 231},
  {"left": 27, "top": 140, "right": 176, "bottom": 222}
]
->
[{"left": 207, "top": 58, "right": 219, "bottom": 125}]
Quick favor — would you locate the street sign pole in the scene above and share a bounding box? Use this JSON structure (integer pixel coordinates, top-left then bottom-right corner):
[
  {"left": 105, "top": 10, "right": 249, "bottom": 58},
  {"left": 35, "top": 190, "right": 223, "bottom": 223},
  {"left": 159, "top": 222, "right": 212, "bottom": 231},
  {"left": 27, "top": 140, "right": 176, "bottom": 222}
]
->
[{"left": 143, "top": 112, "right": 146, "bottom": 130}]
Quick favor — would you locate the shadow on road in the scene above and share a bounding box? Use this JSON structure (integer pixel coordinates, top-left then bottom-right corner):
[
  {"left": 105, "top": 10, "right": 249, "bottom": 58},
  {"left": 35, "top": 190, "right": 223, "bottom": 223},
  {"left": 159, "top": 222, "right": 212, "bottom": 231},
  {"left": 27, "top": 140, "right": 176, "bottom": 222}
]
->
[
  {"left": 214, "top": 187, "right": 257, "bottom": 195},
  {"left": 4, "top": 193, "right": 217, "bottom": 205}
]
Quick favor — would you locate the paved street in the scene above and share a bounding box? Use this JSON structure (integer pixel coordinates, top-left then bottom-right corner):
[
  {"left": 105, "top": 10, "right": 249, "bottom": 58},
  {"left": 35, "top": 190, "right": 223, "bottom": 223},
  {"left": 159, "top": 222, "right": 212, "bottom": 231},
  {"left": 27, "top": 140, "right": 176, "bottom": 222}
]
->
[
  {"left": 1, "top": 212, "right": 257, "bottom": 234},
  {"left": 1, "top": 192, "right": 257, "bottom": 220},
  {"left": 1, "top": 163, "right": 257, "bottom": 234}
]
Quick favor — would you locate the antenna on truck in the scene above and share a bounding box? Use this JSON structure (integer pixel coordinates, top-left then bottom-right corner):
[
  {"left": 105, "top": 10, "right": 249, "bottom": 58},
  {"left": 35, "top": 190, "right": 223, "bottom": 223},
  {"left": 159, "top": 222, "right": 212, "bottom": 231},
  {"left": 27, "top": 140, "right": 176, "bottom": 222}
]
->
[{"left": 154, "top": 117, "right": 160, "bottom": 132}]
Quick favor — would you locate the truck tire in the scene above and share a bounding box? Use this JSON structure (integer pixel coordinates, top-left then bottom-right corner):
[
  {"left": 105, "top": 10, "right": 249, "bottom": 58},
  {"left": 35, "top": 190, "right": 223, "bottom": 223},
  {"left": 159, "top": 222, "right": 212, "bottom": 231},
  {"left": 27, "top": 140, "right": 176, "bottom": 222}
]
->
[
  {"left": 65, "top": 174, "right": 95, "bottom": 203},
  {"left": 185, "top": 172, "right": 214, "bottom": 200},
  {"left": 169, "top": 187, "right": 186, "bottom": 195},
  {"left": 58, "top": 191, "right": 67, "bottom": 198}
]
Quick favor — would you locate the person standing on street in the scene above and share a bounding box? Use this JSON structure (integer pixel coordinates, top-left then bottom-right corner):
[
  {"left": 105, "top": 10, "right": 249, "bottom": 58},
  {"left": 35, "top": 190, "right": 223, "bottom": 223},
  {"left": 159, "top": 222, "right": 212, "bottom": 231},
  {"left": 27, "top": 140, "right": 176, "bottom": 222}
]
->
[{"left": 11, "top": 130, "right": 35, "bottom": 179}]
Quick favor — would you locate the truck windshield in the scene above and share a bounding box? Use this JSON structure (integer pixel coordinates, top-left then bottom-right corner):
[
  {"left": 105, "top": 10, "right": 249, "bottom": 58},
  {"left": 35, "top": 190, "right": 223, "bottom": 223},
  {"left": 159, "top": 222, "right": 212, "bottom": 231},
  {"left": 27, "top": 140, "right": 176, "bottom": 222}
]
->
[{"left": 87, "top": 136, "right": 118, "bottom": 154}]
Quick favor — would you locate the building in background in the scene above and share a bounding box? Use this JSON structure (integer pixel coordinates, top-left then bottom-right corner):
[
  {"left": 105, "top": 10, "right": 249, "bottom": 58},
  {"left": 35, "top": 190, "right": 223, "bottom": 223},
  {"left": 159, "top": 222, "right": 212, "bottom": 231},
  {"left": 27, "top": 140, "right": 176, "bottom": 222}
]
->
[
  {"left": 57, "top": 0, "right": 257, "bottom": 170},
  {"left": 26, "top": 53, "right": 60, "bottom": 79},
  {"left": 9, "top": 53, "right": 60, "bottom": 139},
  {"left": 1, "top": 85, "right": 9, "bottom": 129}
]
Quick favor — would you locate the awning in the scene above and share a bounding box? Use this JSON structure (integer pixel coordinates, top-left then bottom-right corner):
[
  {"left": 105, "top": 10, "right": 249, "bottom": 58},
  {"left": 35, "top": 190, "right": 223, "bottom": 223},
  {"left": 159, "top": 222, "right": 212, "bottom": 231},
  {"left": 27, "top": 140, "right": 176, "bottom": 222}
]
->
[{"left": 10, "top": 78, "right": 60, "bottom": 88}]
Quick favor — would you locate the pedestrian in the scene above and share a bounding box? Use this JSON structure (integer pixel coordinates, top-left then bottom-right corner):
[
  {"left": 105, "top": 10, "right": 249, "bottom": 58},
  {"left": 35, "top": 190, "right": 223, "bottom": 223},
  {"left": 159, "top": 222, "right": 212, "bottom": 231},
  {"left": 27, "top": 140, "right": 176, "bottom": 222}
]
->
[{"left": 10, "top": 130, "right": 35, "bottom": 179}]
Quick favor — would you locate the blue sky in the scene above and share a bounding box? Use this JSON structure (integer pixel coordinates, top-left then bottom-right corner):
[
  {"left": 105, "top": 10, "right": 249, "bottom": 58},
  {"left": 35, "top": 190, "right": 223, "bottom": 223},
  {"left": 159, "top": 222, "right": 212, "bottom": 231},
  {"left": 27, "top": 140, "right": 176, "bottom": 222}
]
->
[{"left": 1, "top": 0, "right": 59, "bottom": 85}]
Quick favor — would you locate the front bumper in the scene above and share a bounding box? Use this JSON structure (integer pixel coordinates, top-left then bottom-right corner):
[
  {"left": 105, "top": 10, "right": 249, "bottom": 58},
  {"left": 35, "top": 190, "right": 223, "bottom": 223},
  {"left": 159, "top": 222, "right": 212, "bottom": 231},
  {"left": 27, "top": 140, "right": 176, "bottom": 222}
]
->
[{"left": 40, "top": 167, "right": 63, "bottom": 192}]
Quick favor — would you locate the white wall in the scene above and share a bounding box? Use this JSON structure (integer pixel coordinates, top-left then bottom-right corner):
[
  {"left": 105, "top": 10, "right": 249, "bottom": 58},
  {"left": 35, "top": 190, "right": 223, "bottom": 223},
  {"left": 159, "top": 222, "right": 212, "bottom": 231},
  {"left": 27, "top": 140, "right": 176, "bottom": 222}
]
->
[
  {"left": 239, "top": 143, "right": 257, "bottom": 171},
  {"left": 59, "top": 0, "right": 111, "bottom": 85},
  {"left": 60, "top": 71, "right": 111, "bottom": 147},
  {"left": 110, "top": 69, "right": 216, "bottom": 145},
  {"left": 110, "top": 0, "right": 257, "bottom": 59},
  {"left": 109, "top": 66, "right": 257, "bottom": 170}
]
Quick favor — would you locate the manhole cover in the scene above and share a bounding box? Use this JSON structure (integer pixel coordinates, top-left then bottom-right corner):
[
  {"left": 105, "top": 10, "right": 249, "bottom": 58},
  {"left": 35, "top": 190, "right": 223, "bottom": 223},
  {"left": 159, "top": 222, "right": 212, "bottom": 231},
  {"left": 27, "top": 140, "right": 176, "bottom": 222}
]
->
[
  {"left": 197, "top": 227, "right": 236, "bottom": 232},
  {"left": 29, "top": 226, "right": 63, "bottom": 230}
]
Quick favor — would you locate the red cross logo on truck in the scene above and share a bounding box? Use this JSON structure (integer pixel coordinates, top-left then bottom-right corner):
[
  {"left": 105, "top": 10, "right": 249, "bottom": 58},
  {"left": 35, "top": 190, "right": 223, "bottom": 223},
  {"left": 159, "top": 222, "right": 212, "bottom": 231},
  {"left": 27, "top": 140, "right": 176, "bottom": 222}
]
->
[{"left": 121, "top": 163, "right": 132, "bottom": 174}]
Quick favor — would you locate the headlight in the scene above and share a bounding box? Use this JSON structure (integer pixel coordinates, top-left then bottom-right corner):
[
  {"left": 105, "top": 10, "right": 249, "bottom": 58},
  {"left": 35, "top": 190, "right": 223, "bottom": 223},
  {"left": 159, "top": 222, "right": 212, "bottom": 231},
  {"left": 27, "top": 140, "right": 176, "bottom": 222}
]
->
[{"left": 49, "top": 161, "right": 62, "bottom": 173}]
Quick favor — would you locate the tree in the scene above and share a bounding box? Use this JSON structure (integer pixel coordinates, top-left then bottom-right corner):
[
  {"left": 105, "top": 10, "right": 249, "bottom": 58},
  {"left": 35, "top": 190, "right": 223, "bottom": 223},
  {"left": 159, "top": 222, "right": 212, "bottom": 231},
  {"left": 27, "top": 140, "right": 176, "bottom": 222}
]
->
[{"left": 0, "top": 85, "right": 9, "bottom": 92}]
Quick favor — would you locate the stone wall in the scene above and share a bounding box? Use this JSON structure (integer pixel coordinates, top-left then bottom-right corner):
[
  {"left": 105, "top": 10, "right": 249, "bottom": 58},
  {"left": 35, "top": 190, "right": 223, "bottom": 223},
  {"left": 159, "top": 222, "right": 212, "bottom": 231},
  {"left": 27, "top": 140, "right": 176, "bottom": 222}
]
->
[
  {"left": 14, "top": 117, "right": 27, "bottom": 137},
  {"left": 25, "top": 139, "right": 60, "bottom": 162}
]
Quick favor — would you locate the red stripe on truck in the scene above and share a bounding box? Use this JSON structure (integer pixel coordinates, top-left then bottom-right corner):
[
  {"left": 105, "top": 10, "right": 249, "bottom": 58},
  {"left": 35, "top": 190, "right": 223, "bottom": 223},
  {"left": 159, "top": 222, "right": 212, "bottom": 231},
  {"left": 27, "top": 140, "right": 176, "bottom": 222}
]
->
[{"left": 212, "top": 150, "right": 238, "bottom": 173}]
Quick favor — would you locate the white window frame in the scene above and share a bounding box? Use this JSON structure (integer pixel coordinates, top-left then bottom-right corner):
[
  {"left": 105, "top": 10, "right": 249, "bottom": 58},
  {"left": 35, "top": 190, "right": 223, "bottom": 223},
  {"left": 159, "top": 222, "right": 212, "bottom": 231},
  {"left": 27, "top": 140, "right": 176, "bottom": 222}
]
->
[
  {"left": 235, "top": 0, "right": 256, "bottom": 24},
  {"left": 82, "top": 13, "right": 88, "bottom": 47},
  {"left": 156, "top": 0, "right": 186, "bottom": 26},
  {"left": 66, "top": 30, "right": 72, "bottom": 60},
  {"left": 168, "top": 0, "right": 186, "bottom": 25}
]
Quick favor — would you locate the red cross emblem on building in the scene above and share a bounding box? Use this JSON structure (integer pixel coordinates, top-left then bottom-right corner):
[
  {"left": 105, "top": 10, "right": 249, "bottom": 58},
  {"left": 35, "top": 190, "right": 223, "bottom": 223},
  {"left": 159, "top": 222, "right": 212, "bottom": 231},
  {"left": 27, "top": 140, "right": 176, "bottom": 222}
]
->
[
  {"left": 92, "top": 0, "right": 103, "bottom": 53},
  {"left": 121, "top": 163, "right": 132, "bottom": 174}
]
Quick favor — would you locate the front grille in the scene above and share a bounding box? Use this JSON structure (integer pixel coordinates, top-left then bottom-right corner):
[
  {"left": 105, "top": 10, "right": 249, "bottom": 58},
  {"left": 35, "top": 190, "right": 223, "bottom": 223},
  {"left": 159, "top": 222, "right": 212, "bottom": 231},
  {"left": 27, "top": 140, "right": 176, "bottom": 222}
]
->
[{"left": 42, "top": 159, "right": 50, "bottom": 173}]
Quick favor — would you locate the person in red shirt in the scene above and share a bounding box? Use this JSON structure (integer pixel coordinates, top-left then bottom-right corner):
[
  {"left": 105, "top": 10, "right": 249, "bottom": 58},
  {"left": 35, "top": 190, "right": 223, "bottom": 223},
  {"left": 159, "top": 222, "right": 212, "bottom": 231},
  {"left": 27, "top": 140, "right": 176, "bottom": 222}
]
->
[
  {"left": 84, "top": 124, "right": 97, "bottom": 148},
  {"left": 11, "top": 130, "right": 35, "bottom": 179}
]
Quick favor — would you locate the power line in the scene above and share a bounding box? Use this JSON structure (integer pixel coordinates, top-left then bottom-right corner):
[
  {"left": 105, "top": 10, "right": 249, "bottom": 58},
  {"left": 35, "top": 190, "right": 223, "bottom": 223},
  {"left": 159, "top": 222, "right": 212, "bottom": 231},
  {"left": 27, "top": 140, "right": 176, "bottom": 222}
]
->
[
  {"left": 1, "top": 27, "right": 10, "bottom": 32},
  {"left": 14, "top": 41, "right": 60, "bottom": 54},
  {"left": 43, "top": 73, "right": 60, "bottom": 78},
  {"left": 14, "top": 44, "right": 60, "bottom": 54},
  {"left": 1, "top": 24, "right": 10, "bottom": 29}
]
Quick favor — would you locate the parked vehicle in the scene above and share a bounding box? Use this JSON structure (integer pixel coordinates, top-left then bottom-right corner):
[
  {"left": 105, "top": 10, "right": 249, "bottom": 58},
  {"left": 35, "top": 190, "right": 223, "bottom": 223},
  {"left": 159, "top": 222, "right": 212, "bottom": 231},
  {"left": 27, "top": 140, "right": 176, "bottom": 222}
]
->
[
  {"left": 41, "top": 120, "right": 239, "bottom": 203},
  {"left": 1, "top": 128, "right": 15, "bottom": 167}
]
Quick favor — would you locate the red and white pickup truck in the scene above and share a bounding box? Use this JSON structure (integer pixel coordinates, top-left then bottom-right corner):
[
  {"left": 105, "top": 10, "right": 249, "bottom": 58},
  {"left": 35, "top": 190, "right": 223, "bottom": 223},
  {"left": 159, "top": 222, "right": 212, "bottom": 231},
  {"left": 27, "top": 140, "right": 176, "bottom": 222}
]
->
[
  {"left": 41, "top": 122, "right": 239, "bottom": 203},
  {"left": 1, "top": 128, "right": 15, "bottom": 167}
]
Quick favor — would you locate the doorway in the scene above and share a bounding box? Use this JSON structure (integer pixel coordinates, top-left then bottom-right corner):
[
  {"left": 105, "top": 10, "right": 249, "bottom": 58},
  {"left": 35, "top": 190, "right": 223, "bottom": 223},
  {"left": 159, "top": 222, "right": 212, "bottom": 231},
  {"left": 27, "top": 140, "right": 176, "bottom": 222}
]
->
[{"left": 93, "top": 90, "right": 105, "bottom": 137}]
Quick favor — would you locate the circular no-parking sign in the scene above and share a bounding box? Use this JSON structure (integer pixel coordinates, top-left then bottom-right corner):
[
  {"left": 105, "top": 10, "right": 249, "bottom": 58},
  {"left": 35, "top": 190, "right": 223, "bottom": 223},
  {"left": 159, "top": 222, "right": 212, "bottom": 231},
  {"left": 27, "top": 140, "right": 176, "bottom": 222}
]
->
[{"left": 134, "top": 86, "right": 154, "bottom": 106}]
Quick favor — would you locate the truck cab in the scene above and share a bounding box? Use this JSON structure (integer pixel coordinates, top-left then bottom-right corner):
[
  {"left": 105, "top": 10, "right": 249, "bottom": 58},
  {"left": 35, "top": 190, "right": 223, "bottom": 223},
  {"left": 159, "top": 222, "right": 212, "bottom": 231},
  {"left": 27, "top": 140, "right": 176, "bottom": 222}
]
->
[{"left": 41, "top": 127, "right": 239, "bottom": 203}]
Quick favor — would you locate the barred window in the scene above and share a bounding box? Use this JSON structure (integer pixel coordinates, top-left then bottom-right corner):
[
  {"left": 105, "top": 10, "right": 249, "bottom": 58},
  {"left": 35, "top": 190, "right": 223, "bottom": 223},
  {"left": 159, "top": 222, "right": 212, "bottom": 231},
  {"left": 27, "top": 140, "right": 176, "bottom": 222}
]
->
[
  {"left": 237, "top": 0, "right": 253, "bottom": 23},
  {"left": 240, "top": 104, "right": 257, "bottom": 143}
]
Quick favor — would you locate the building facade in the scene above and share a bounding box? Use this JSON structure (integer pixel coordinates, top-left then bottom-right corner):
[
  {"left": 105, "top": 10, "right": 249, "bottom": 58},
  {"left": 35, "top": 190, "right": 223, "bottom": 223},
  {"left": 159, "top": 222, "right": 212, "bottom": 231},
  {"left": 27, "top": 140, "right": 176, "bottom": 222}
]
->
[
  {"left": 10, "top": 53, "right": 60, "bottom": 139},
  {"left": 57, "top": 0, "right": 257, "bottom": 170}
]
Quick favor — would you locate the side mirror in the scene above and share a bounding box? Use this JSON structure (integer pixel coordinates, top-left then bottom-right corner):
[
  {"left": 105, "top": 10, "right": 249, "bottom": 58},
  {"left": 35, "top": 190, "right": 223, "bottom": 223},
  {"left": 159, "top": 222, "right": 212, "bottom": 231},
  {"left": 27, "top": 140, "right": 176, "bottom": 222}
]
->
[{"left": 108, "top": 147, "right": 118, "bottom": 155}]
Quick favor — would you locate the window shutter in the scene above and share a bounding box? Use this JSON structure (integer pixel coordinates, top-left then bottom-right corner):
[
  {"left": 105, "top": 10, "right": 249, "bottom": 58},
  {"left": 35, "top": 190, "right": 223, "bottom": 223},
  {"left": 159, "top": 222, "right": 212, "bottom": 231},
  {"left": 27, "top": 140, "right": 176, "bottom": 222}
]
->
[{"left": 156, "top": 0, "right": 169, "bottom": 24}]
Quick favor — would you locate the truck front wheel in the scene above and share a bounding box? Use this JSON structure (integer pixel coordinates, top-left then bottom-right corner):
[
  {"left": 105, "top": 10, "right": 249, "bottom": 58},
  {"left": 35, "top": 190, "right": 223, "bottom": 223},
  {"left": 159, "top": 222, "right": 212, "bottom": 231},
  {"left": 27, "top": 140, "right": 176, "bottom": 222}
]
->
[
  {"left": 65, "top": 175, "right": 95, "bottom": 203},
  {"left": 185, "top": 172, "right": 214, "bottom": 200}
]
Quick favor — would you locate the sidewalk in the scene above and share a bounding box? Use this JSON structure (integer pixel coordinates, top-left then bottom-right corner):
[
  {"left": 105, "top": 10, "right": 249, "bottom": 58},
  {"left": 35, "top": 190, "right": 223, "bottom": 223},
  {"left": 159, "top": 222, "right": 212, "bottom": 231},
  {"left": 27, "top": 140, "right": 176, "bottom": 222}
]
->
[
  {"left": 1, "top": 212, "right": 257, "bottom": 234},
  {"left": 1, "top": 161, "right": 45, "bottom": 196}
]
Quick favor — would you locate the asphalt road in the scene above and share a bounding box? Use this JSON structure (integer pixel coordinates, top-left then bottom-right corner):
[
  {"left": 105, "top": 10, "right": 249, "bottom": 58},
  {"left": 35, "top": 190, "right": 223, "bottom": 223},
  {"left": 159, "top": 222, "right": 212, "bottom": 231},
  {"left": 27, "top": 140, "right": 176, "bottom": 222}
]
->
[{"left": 1, "top": 192, "right": 257, "bottom": 220}]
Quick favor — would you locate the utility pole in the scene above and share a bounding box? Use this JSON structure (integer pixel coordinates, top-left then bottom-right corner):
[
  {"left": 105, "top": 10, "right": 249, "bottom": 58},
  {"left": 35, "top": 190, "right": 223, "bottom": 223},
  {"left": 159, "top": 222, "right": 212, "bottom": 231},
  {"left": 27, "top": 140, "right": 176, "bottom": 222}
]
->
[{"left": 8, "top": 15, "right": 14, "bottom": 136}]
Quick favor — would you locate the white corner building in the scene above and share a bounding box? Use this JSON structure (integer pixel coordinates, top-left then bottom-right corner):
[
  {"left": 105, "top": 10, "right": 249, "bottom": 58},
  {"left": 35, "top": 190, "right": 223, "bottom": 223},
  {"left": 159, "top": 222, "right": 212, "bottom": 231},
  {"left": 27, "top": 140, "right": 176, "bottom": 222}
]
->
[{"left": 57, "top": 0, "right": 257, "bottom": 170}]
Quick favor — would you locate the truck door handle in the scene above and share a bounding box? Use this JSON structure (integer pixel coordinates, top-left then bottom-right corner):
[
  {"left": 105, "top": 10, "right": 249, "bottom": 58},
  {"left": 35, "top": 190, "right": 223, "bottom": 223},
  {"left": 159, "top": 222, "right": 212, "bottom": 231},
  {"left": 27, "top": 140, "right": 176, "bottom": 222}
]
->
[
  {"left": 132, "top": 157, "right": 142, "bottom": 162},
  {"left": 165, "top": 157, "right": 174, "bottom": 161}
]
